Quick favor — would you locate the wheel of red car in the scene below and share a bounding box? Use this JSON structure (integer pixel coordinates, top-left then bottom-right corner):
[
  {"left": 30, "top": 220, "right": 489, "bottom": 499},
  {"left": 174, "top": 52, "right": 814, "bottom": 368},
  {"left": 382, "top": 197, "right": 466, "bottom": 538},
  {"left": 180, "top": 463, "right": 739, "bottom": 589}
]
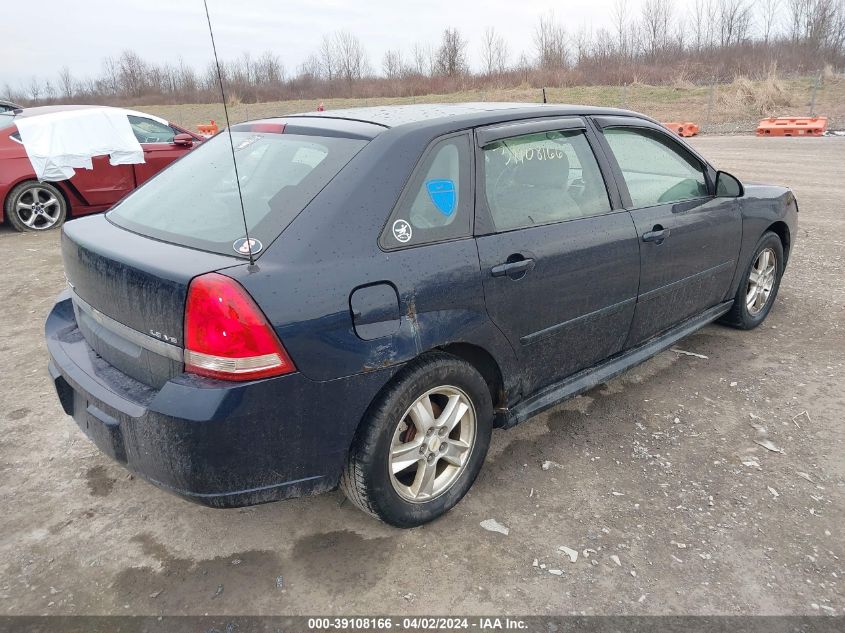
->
[
  {"left": 4, "top": 181, "right": 67, "bottom": 232},
  {"left": 341, "top": 352, "right": 493, "bottom": 527}
]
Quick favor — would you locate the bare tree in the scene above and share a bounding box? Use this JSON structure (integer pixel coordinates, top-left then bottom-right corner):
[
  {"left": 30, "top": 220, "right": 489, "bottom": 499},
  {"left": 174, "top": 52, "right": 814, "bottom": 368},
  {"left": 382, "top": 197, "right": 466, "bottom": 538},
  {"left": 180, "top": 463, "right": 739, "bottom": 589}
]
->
[
  {"left": 692, "top": 0, "right": 704, "bottom": 51},
  {"left": 789, "top": 0, "right": 844, "bottom": 51},
  {"left": 57, "top": 66, "right": 74, "bottom": 99},
  {"left": 758, "top": 0, "right": 782, "bottom": 43},
  {"left": 641, "top": 0, "right": 674, "bottom": 58},
  {"left": 591, "top": 28, "right": 617, "bottom": 63},
  {"left": 318, "top": 34, "right": 338, "bottom": 81},
  {"left": 789, "top": 0, "right": 810, "bottom": 42},
  {"left": 480, "top": 27, "right": 509, "bottom": 74},
  {"left": 832, "top": 1, "right": 845, "bottom": 53},
  {"left": 28, "top": 77, "right": 43, "bottom": 102},
  {"left": 434, "top": 28, "right": 468, "bottom": 76},
  {"left": 334, "top": 31, "right": 370, "bottom": 82},
  {"left": 298, "top": 54, "right": 322, "bottom": 80},
  {"left": 178, "top": 57, "right": 198, "bottom": 93},
  {"left": 674, "top": 21, "right": 687, "bottom": 53},
  {"left": 255, "top": 51, "right": 284, "bottom": 85},
  {"left": 237, "top": 52, "right": 255, "bottom": 88},
  {"left": 534, "top": 12, "right": 568, "bottom": 68},
  {"left": 101, "top": 57, "right": 120, "bottom": 96},
  {"left": 410, "top": 43, "right": 432, "bottom": 76},
  {"left": 718, "top": 0, "right": 753, "bottom": 47},
  {"left": 573, "top": 25, "right": 594, "bottom": 65},
  {"left": 76, "top": 77, "right": 97, "bottom": 99},
  {"left": 612, "top": 0, "right": 631, "bottom": 58},
  {"left": 383, "top": 49, "right": 404, "bottom": 79},
  {"left": 43, "top": 80, "right": 56, "bottom": 102},
  {"left": 117, "top": 50, "right": 147, "bottom": 98}
]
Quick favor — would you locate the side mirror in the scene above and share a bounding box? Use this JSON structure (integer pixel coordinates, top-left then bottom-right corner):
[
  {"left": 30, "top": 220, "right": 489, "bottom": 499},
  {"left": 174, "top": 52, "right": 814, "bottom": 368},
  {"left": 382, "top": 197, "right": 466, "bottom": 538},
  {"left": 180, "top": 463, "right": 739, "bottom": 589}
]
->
[
  {"left": 716, "top": 170, "right": 743, "bottom": 198},
  {"left": 173, "top": 133, "right": 194, "bottom": 147}
]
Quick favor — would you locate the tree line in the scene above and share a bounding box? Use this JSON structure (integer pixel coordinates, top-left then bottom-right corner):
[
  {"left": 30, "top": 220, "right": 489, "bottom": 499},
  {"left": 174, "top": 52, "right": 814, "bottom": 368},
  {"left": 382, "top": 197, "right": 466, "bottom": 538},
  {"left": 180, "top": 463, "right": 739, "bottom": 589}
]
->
[{"left": 5, "top": 0, "right": 845, "bottom": 106}]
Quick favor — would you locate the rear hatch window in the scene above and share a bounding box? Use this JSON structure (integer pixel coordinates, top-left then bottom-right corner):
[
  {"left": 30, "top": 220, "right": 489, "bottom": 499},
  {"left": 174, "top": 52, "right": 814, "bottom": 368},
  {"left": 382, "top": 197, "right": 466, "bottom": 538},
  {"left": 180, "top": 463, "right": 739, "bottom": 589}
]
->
[{"left": 108, "top": 125, "right": 367, "bottom": 256}]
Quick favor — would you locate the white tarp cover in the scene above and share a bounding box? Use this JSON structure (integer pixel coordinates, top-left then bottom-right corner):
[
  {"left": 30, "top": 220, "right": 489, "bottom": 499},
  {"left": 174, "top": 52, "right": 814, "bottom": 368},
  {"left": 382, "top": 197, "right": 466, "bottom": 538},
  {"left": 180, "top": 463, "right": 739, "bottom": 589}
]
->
[{"left": 15, "top": 107, "right": 144, "bottom": 181}]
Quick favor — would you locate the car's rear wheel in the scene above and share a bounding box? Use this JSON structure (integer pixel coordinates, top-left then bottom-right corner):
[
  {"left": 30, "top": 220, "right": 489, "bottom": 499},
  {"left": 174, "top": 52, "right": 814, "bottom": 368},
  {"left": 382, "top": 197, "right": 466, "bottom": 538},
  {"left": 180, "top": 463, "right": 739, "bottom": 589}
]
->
[
  {"left": 341, "top": 352, "right": 492, "bottom": 527},
  {"left": 4, "top": 181, "right": 67, "bottom": 232},
  {"left": 721, "top": 231, "right": 784, "bottom": 329}
]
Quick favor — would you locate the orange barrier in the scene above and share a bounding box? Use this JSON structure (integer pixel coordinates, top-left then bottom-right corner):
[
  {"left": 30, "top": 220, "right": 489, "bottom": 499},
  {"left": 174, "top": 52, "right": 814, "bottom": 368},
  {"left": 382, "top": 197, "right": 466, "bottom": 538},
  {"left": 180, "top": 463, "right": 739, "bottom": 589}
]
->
[
  {"left": 663, "top": 121, "right": 700, "bottom": 137},
  {"left": 756, "top": 116, "right": 827, "bottom": 136},
  {"left": 197, "top": 120, "right": 219, "bottom": 137}
]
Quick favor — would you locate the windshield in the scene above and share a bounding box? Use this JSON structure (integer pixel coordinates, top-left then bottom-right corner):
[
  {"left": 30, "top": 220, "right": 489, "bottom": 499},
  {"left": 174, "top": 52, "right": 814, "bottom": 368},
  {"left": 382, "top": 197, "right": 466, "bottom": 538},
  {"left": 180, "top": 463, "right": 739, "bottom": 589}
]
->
[
  {"left": 0, "top": 113, "right": 16, "bottom": 130},
  {"left": 108, "top": 129, "right": 367, "bottom": 256}
]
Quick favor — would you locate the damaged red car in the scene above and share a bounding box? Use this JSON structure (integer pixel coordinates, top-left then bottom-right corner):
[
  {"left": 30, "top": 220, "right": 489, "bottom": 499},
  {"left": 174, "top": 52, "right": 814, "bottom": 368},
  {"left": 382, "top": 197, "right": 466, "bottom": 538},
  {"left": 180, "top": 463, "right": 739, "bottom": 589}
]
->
[{"left": 0, "top": 105, "right": 202, "bottom": 231}]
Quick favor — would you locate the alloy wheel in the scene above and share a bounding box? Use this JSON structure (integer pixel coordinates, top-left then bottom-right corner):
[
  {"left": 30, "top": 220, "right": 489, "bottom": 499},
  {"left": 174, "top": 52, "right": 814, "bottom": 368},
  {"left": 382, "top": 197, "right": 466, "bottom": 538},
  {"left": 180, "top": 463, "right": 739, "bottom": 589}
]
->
[
  {"left": 388, "top": 386, "right": 476, "bottom": 503},
  {"left": 15, "top": 186, "right": 63, "bottom": 230},
  {"left": 746, "top": 247, "right": 777, "bottom": 315}
]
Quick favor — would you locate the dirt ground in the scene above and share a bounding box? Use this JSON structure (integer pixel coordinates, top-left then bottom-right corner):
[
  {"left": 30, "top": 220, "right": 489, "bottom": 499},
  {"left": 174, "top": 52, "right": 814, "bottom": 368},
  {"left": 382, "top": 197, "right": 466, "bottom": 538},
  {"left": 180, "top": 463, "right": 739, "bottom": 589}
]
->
[{"left": 0, "top": 136, "right": 842, "bottom": 617}]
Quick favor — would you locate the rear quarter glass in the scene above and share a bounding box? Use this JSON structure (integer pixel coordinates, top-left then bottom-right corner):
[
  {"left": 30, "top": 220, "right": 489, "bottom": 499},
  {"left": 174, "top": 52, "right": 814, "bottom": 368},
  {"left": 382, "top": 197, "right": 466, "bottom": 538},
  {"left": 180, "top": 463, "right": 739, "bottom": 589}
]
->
[{"left": 107, "top": 130, "right": 368, "bottom": 256}]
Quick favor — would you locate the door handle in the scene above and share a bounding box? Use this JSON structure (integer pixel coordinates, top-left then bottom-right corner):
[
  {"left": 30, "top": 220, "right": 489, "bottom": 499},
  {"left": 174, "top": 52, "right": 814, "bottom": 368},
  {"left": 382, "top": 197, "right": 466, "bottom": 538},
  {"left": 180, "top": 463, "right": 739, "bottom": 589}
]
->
[
  {"left": 491, "top": 257, "right": 535, "bottom": 279},
  {"left": 642, "top": 225, "right": 671, "bottom": 243}
]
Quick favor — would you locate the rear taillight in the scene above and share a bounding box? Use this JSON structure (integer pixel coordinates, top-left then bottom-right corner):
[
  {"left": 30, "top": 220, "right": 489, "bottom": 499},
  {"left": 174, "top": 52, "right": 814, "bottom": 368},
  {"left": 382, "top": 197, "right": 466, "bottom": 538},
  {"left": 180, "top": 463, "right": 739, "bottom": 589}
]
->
[{"left": 184, "top": 273, "right": 295, "bottom": 381}]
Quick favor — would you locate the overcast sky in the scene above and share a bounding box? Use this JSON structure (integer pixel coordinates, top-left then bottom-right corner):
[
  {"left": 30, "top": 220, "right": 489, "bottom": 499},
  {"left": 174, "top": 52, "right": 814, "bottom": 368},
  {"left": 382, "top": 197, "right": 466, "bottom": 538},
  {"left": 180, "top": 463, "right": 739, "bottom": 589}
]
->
[{"left": 2, "top": 0, "right": 684, "bottom": 85}]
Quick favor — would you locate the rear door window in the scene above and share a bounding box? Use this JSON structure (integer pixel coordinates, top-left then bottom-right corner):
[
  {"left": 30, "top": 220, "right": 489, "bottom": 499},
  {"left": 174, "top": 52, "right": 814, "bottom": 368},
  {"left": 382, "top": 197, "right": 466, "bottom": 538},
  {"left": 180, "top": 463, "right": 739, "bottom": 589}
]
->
[
  {"left": 379, "top": 133, "right": 472, "bottom": 249},
  {"left": 481, "top": 129, "right": 611, "bottom": 232},
  {"left": 108, "top": 128, "right": 367, "bottom": 256},
  {"left": 602, "top": 127, "right": 708, "bottom": 207}
]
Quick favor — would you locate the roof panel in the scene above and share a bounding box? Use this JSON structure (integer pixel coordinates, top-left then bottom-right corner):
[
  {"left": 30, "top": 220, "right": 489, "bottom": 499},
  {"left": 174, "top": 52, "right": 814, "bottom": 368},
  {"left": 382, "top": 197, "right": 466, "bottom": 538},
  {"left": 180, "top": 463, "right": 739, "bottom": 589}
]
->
[
  {"left": 287, "top": 102, "right": 553, "bottom": 127},
  {"left": 286, "top": 102, "right": 638, "bottom": 129}
]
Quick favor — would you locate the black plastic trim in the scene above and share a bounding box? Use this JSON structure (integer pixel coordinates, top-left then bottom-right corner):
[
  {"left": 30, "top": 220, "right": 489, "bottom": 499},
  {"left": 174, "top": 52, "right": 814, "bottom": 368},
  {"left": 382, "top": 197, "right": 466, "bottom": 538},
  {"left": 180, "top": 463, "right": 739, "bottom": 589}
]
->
[
  {"left": 637, "top": 261, "right": 734, "bottom": 302},
  {"left": 498, "top": 300, "right": 733, "bottom": 428},
  {"left": 520, "top": 297, "right": 636, "bottom": 345}
]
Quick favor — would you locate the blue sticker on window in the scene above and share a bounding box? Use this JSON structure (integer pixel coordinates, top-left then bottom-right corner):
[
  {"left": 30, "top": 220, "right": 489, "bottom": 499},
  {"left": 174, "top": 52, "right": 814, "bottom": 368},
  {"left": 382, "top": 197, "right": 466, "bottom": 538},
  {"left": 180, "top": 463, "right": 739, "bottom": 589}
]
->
[{"left": 426, "top": 179, "right": 456, "bottom": 216}]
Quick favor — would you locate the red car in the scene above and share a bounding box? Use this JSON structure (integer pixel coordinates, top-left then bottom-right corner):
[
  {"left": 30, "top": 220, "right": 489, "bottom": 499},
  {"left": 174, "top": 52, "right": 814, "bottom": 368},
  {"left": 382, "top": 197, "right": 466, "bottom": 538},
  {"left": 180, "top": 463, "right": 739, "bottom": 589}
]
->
[{"left": 0, "top": 105, "right": 202, "bottom": 231}]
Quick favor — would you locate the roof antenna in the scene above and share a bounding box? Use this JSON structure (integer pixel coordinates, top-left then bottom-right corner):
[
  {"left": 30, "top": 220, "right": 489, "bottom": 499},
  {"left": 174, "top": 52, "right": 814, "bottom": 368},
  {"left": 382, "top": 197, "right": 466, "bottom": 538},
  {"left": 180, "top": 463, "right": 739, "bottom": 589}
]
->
[
  {"left": 542, "top": 87, "right": 547, "bottom": 104},
  {"left": 202, "top": 0, "right": 255, "bottom": 267}
]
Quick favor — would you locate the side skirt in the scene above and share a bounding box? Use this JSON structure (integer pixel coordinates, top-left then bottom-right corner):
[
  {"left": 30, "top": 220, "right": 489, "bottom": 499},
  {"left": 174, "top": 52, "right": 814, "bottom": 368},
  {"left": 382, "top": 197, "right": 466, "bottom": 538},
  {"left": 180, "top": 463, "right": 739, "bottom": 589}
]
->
[{"left": 497, "top": 300, "right": 733, "bottom": 429}]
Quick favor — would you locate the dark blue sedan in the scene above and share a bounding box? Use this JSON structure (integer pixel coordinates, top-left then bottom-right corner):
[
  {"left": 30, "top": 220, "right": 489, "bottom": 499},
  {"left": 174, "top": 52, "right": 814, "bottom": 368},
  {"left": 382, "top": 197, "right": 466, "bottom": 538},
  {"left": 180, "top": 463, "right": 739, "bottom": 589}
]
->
[{"left": 45, "top": 104, "right": 797, "bottom": 527}]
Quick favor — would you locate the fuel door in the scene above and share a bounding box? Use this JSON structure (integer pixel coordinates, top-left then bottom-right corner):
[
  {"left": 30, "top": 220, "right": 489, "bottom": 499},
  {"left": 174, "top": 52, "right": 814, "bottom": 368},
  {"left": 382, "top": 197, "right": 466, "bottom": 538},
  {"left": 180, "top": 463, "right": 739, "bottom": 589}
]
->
[{"left": 350, "top": 283, "right": 401, "bottom": 340}]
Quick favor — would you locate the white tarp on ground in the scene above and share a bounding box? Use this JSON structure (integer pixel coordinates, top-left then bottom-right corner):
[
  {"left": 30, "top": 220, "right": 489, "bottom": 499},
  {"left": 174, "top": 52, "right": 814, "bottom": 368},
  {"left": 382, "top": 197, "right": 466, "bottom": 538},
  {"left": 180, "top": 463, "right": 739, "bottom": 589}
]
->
[{"left": 15, "top": 107, "right": 144, "bottom": 181}]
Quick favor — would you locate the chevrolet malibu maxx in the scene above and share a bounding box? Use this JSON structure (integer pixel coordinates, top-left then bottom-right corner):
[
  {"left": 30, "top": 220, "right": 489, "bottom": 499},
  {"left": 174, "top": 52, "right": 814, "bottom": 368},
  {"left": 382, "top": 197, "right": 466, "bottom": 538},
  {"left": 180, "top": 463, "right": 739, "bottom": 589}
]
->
[{"left": 46, "top": 104, "right": 797, "bottom": 527}]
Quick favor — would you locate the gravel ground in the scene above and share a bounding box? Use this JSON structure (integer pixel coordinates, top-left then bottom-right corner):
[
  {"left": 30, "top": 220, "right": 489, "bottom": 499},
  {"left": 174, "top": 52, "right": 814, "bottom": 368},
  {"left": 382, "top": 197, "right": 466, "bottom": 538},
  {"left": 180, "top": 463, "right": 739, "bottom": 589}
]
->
[{"left": 0, "top": 136, "right": 842, "bottom": 616}]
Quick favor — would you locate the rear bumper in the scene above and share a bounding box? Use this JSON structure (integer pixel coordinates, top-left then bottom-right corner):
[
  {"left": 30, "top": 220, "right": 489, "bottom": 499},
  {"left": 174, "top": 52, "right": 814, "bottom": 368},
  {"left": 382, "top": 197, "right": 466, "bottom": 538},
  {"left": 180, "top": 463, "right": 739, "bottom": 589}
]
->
[{"left": 46, "top": 292, "right": 395, "bottom": 508}]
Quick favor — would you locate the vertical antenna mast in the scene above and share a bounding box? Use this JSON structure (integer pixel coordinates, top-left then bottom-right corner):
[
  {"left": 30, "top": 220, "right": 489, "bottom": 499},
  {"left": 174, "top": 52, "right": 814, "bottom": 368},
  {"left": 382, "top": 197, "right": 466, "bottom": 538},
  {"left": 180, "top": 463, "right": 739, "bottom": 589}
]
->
[{"left": 202, "top": 0, "right": 255, "bottom": 266}]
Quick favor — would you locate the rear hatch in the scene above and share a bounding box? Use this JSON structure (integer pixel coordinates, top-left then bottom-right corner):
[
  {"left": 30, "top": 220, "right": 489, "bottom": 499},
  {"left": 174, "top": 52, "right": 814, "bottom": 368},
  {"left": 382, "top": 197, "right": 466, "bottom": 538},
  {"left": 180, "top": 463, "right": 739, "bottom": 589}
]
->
[
  {"left": 62, "top": 216, "right": 241, "bottom": 389},
  {"left": 62, "top": 118, "right": 374, "bottom": 389}
]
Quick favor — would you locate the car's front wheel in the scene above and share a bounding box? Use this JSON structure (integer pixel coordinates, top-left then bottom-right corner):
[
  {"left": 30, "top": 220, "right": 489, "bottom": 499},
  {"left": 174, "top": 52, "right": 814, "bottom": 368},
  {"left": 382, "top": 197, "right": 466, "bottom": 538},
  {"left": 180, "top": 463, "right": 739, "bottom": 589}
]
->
[
  {"left": 341, "top": 353, "right": 492, "bottom": 527},
  {"left": 4, "top": 181, "right": 67, "bottom": 232},
  {"left": 721, "top": 231, "right": 784, "bottom": 329}
]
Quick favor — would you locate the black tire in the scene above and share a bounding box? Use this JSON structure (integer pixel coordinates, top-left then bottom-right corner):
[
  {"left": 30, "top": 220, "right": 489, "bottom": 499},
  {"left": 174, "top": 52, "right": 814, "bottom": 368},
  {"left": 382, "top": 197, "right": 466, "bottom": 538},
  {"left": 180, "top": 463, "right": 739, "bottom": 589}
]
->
[
  {"left": 341, "top": 352, "right": 493, "bottom": 528},
  {"left": 4, "top": 181, "right": 67, "bottom": 232},
  {"left": 720, "top": 231, "right": 784, "bottom": 329}
]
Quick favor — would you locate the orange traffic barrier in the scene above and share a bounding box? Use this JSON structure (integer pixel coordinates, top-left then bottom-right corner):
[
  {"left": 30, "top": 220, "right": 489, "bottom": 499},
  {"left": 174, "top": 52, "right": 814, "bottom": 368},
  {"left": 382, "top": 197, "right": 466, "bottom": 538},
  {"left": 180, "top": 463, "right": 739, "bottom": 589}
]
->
[
  {"left": 756, "top": 116, "right": 827, "bottom": 136},
  {"left": 663, "top": 121, "right": 700, "bottom": 137},
  {"left": 197, "top": 120, "right": 219, "bottom": 137}
]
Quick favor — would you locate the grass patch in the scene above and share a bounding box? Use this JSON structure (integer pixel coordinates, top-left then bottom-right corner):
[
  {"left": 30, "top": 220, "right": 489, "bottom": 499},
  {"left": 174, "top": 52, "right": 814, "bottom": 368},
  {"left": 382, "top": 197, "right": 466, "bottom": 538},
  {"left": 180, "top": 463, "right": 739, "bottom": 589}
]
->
[{"left": 140, "top": 74, "right": 845, "bottom": 133}]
